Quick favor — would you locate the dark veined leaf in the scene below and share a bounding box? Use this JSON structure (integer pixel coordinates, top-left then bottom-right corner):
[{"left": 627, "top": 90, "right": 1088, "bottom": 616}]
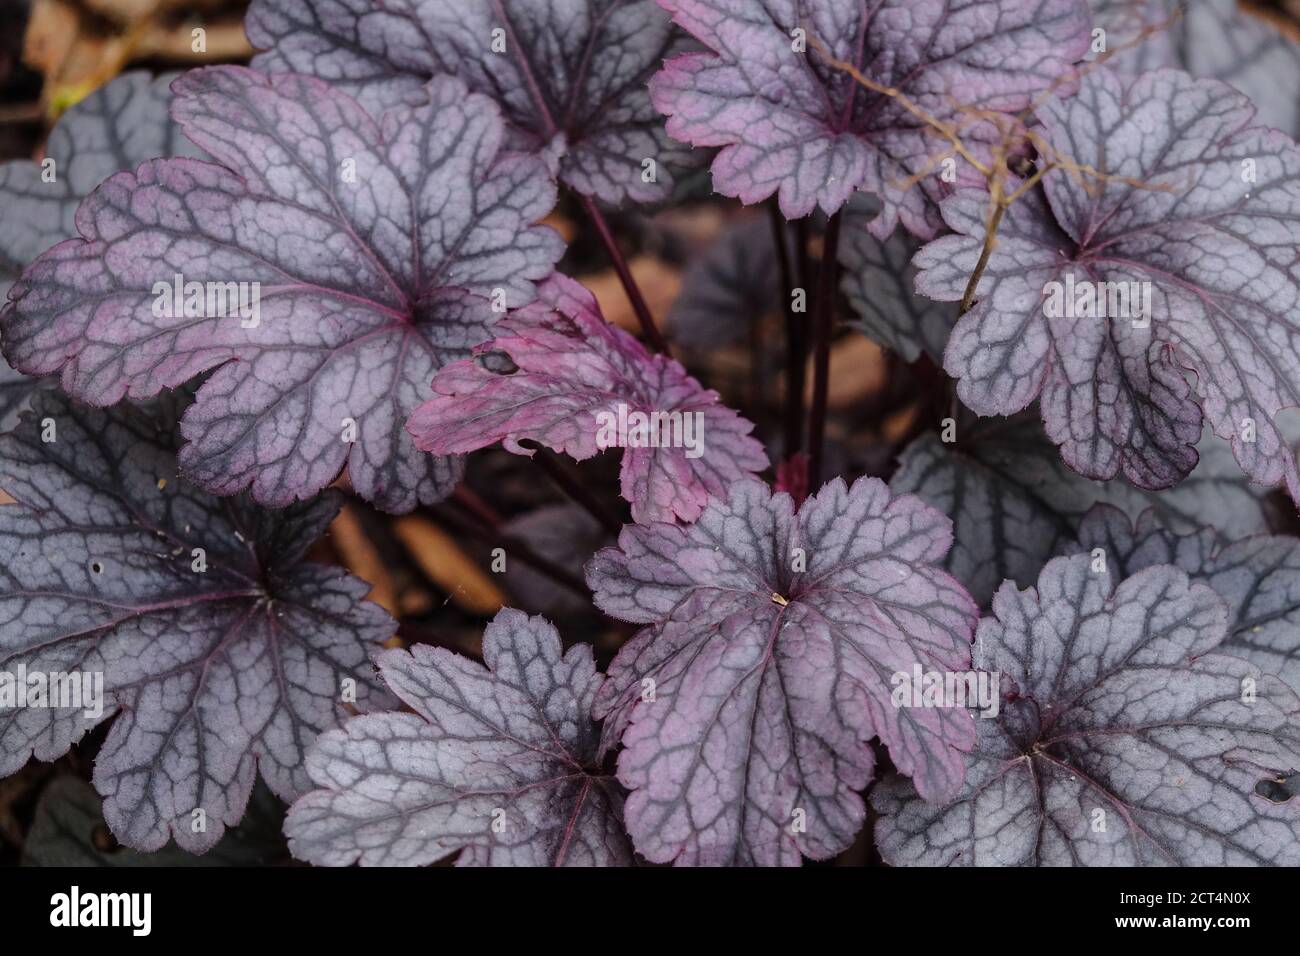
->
[
  {"left": 1090, "top": 0, "right": 1300, "bottom": 137},
  {"left": 0, "top": 390, "right": 395, "bottom": 853},
  {"left": 891, "top": 411, "right": 1296, "bottom": 606},
  {"left": 873, "top": 553, "right": 1300, "bottom": 865},
  {"left": 839, "top": 211, "right": 953, "bottom": 362},
  {"left": 0, "top": 67, "right": 562, "bottom": 513},
  {"left": 285, "top": 608, "right": 631, "bottom": 867},
  {"left": 22, "top": 776, "right": 286, "bottom": 867},
  {"left": 0, "top": 70, "right": 198, "bottom": 300},
  {"left": 649, "top": 0, "right": 1090, "bottom": 233},
  {"left": 1072, "top": 504, "right": 1300, "bottom": 700},
  {"left": 665, "top": 216, "right": 787, "bottom": 350},
  {"left": 0, "top": 72, "right": 198, "bottom": 429},
  {"left": 587, "top": 477, "right": 979, "bottom": 865},
  {"left": 246, "top": 0, "right": 695, "bottom": 206},
  {"left": 408, "top": 274, "right": 768, "bottom": 524},
  {"left": 918, "top": 68, "right": 1300, "bottom": 505}
]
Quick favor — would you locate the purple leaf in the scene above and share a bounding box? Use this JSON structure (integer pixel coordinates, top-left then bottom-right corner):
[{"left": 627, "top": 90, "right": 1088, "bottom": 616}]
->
[
  {"left": 1090, "top": 0, "right": 1300, "bottom": 137},
  {"left": 587, "top": 476, "right": 979, "bottom": 865},
  {"left": 1073, "top": 505, "right": 1300, "bottom": 702},
  {"left": 246, "top": 0, "right": 696, "bottom": 206},
  {"left": 918, "top": 68, "right": 1300, "bottom": 505},
  {"left": 0, "top": 390, "right": 396, "bottom": 853},
  {"left": 891, "top": 411, "right": 1297, "bottom": 606},
  {"left": 649, "top": 0, "right": 1090, "bottom": 233},
  {"left": 0, "top": 71, "right": 199, "bottom": 301},
  {"left": 1, "top": 67, "right": 563, "bottom": 513},
  {"left": 408, "top": 274, "right": 768, "bottom": 524},
  {"left": 839, "top": 205, "right": 953, "bottom": 362},
  {"left": 285, "top": 608, "right": 631, "bottom": 866},
  {"left": 873, "top": 553, "right": 1300, "bottom": 865},
  {"left": 501, "top": 503, "right": 611, "bottom": 617},
  {"left": 665, "top": 215, "right": 787, "bottom": 350}
]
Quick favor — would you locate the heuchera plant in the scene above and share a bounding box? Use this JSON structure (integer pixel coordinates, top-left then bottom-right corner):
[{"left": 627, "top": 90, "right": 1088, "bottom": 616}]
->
[{"left": 2, "top": 0, "right": 1300, "bottom": 868}]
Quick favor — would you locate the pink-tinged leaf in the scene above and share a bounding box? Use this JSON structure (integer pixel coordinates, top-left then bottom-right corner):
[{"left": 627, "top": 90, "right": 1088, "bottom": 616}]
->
[
  {"left": 918, "top": 68, "right": 1300, "bottom": 507},
  {"left": 0, "top": 67, "right": 563, "bottom": 513},
  {"left": 0, "top": 71, "right": 200, "bottom": 301},
  {"left": 246, "top": 0, "right": 697, "bottom": 206},
  {"left": 1090, "top": 0, "right": 1300, "bottom": 137},
  {"left": 408, "top": 274, "right": 768, "bottom": 524},
  {"left": 649, "top": 0, "right": 1090, "bottom": 233},
  {"left": 285, "top": 609, "right": 631, "bottom": 867},
  {"left": 0, "top": 390, "right": 396, "bottom": 853},
  {"left": 586, "top": 477, "right": 979, "bottom": 865},
  {"left": 874, "top": 554, "right": 1300, "bottom": 866}
]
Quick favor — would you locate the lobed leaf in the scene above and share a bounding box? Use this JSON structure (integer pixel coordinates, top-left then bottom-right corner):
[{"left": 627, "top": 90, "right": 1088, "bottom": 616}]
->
[
  {"left": 649, "top": 0, "right": 1090, "bottom": 233},
  {"left": 0, "top": 71, "right": 199, "bottom": 301},
  {"left": 873, "top": 554, "right": 1300, "bottom": 865},
  {"left": 1, "top": 67, "right": 563, "bottom": 512},
  {"left": 918, "top": 68, "right": 1300, "bottom": 507},
  {"left": 0, "top": 390, "right": 395, "bottom": 853},
  {"left": 1072, "top": 505, "right": 1300, "bottom": 701},
  {"left": 408, "top": 274, "right": 768, "bottom": 524},
  {"left": 285, "top": 608, "right": 631, "bottom": 866},
  {"left": 891, "top": 411, "right": 1296, "bottom": 606},
  {"left": 587, "top": 476, "right": 979, "bottom": 865},
  {"left": 1090, "top": 0, "right": 1300, "bottom": 137},
  {"left": 246, "top": 0, "right": 696, "bottom": 206}
]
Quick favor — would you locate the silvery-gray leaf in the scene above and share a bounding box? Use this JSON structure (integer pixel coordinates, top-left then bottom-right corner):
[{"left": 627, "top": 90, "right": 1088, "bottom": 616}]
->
[
  {"left": 285, "top": 609, "right": 631, "bottom": 866},
  {"left": 873, "top": 554, "right": 1300, "bottom": 866},
  {"left": 0, "top": 71, "right": 198, "bottom": 301},
  {"left": 0, "top": 390, "right": 395, "bottom": 853},
  {"left": 890, "top": 411, "right": 1291, "bottom": 606},
  {"left": 1073, "top": 504, "right": 1300, "bottom": 702},
  {"left": 1090, "top": 0, "right": 1300, "bottom": 137}
]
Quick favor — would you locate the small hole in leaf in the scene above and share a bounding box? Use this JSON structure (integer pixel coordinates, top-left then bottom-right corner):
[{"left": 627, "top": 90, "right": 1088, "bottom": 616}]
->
[
  {"left": 1255, "top": 778, "right": 1296, "bottom": 804},
  {"left": 477, "top": 350, "right": 518, "bottom": 375}
]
